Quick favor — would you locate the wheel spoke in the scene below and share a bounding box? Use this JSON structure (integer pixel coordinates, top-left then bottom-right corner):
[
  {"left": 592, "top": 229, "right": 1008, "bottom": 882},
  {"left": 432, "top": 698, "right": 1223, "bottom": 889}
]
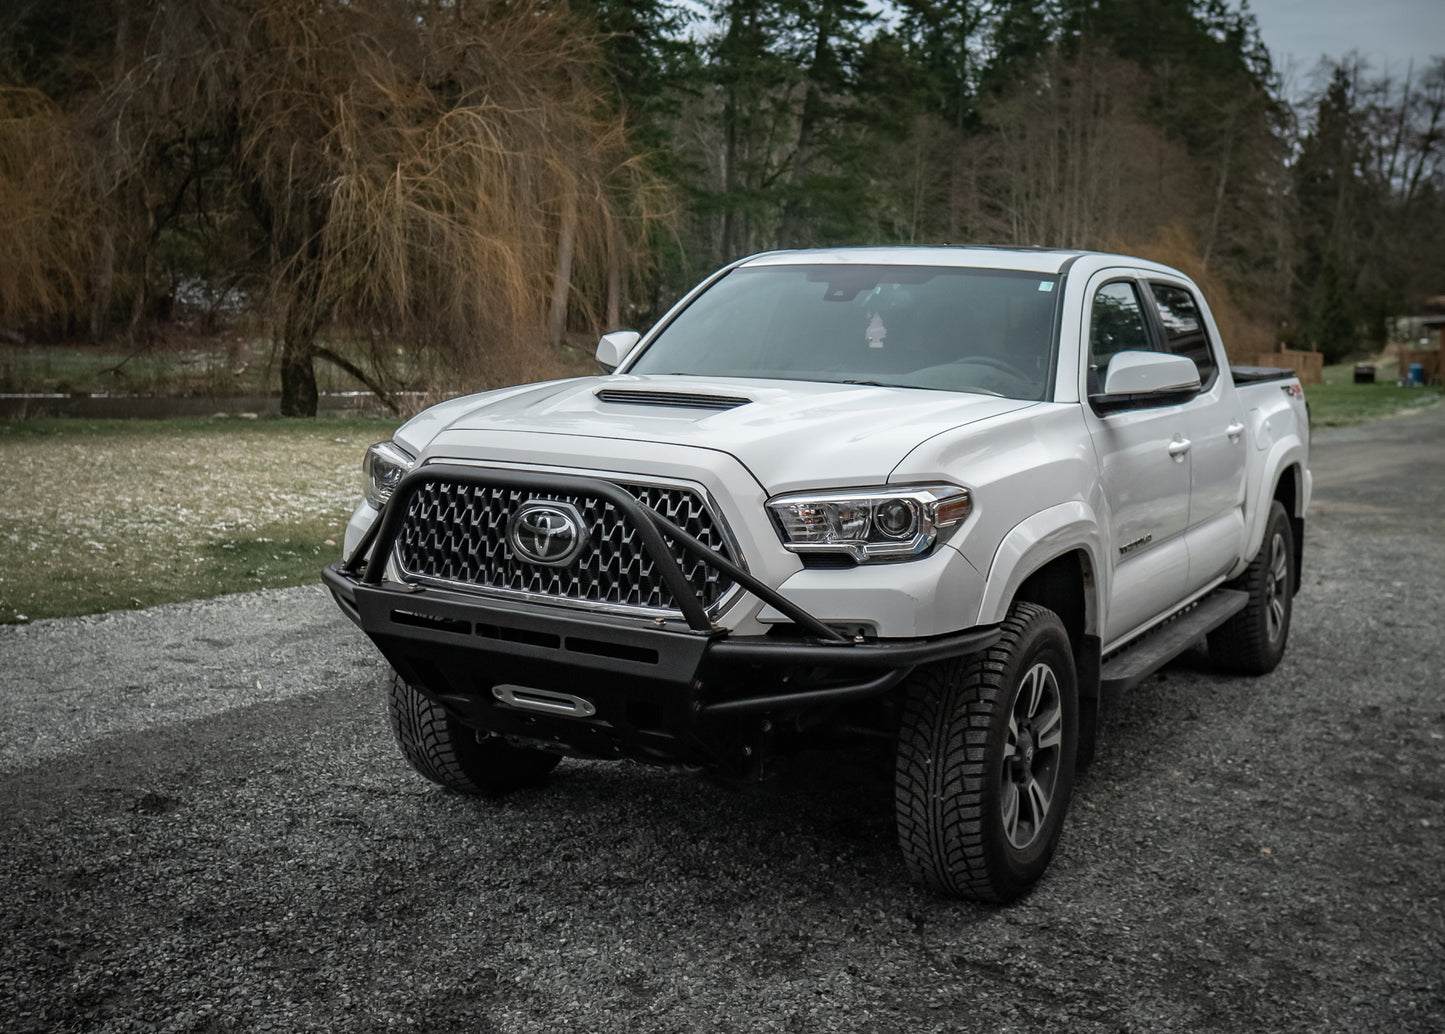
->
[
  {"left": 1034, "top": 705, "right": 1063, "bottom": 751},
  {"left": 1001, "top": 782, "right": 1020, "bottom": 842},
  {"left": 1019, "top": 666, "right": 1040, "bottom": 719},
  {"left": 1269, "top": 596, "right": 1286, "bottom": 639},
  {"left": 1026, "top": 777, "right": 1052, "bottom": 826},
  {"left": 1270, "top": 537, "right": 1288, "bottom": 583},
  {"left": 1025, "top": 663, "right": 1052, "bottom": 719}
]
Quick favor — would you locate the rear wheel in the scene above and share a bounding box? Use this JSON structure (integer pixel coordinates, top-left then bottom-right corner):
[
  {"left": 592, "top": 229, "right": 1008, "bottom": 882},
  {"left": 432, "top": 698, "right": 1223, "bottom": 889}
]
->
[
  {"left": 894, "top": 602, "right": 1079, "bottom": 902},
  {"left": 1208, "top": 499, "right": 1294, "bottom": 675},
  {"left": 386, "top": 671, "right": 560, "bottom": 795}
]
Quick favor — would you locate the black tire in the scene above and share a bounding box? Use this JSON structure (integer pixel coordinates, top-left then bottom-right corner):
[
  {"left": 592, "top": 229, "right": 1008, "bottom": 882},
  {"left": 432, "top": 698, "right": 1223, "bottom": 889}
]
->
[
  {"left": 385, "top": 671, "right": 560, "bottom": 795},
  {"left": 1208, "top": 499, "right": 1294, "bottom": 676},
  {"left": 894, "top": 602, "right": 1079, "bottom": 902}
]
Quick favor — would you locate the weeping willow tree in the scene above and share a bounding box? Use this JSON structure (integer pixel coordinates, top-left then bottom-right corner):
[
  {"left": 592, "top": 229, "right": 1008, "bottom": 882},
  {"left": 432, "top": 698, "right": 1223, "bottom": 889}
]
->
[
  {"left": 0, "top": 87, "right": 102, "bottom": 330},
  {"left": 27, "top": 0, "right": 668, "bottom": 415},
  {"left": 239, "top": 0, "right": 668, "bottom": 415}
]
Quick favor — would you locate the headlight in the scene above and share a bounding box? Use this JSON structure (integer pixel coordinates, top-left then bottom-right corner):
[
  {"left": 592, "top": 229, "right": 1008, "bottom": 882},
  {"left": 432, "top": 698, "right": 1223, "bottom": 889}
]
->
[
  {"left": 362, "top": 441, "right": 416, "bottom": 509},
  {"left": 766, "top": 484, "right": 971, "bottom": 562}
]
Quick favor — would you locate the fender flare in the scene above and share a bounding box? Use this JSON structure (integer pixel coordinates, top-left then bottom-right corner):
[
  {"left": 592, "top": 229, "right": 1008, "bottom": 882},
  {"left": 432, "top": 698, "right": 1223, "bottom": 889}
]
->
[
  {"left": 1237, "top": 435, "right": 1307, "bottom": 573},
  {"left": 975, "top": 500, "right": 1106, "bottom": 635}
]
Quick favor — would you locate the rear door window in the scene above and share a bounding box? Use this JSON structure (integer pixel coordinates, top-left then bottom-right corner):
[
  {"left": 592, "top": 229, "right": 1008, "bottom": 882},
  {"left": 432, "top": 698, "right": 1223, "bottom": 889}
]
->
[{"left": 1148, "top": 282, "right": 1216, "bottom": 389}]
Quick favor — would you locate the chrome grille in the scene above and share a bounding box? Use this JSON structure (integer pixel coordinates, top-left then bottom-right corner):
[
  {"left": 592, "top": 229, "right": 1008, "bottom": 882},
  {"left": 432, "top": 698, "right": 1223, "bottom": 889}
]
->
[{"left": 394, "top": 476, "right": 736, "bottom": 612}]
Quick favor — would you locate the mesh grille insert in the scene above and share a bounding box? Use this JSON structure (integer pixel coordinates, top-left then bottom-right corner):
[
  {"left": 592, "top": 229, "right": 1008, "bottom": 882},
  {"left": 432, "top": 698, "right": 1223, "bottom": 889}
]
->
[{"left": 395, "top": 477, "right": 735, "bottom": 612}]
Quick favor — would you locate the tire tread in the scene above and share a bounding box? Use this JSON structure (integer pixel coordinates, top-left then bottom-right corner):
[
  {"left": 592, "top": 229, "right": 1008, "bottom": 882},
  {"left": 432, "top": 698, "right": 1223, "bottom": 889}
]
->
[
  {"left": 1208, "top": 500, "right": 1293, "bottom": 675},
  {"left": 895, "top": 602, "right": 1074, "bottom": 902},
  {"left": 386, "top": 672, "right": 559, "bottom": 795}
]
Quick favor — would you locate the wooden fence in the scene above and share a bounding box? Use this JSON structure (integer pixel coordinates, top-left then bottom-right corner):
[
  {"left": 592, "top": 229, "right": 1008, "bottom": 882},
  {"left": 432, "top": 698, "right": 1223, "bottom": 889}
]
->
[
  {"left": 1251, "top": 348, "right": 1323, "bottom": 385},
  {"left": 1398, "top": 348, "right": 1444, "bottom": 385}
]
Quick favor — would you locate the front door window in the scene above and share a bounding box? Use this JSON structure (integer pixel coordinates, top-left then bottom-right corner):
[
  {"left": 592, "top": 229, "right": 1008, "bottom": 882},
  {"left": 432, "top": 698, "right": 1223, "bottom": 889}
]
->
[{"left": 1088, "top": 281, "right": 1152, "bottom": 394}]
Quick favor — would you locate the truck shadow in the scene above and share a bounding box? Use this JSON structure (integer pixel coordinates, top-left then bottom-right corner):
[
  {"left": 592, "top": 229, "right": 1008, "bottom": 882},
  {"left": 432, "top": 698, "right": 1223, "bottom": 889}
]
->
[{"left": 452, "top": 737, "right": 908, "bottom": 900}]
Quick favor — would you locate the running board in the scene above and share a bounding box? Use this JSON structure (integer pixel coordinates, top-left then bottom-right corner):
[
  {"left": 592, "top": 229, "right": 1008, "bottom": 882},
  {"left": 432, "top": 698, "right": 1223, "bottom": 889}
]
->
[{"left": 1100, "top": 589, "right": 1249, "bottom": 699}]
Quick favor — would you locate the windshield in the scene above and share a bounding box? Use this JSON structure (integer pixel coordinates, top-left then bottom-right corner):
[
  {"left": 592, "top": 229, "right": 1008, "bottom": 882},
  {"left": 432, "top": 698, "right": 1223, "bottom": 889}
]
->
[{"left": 627, "top": 264, "right": 1060, "bottom": 400}]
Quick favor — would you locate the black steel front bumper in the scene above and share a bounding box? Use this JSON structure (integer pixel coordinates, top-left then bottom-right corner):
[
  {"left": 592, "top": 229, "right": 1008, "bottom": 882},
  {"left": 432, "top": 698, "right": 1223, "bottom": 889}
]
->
[{"left": 325, "top": 463, "right": 999, "bottom": 764}]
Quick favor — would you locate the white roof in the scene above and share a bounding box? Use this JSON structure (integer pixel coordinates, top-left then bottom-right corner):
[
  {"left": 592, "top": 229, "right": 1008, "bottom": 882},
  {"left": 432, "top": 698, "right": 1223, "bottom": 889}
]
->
[{"left": 737, "top": 246, "right": 1185, "bottom": 278}]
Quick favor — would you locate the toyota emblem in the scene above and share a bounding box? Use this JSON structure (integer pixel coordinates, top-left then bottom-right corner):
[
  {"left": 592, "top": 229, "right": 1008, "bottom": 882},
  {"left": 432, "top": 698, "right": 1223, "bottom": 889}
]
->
[{"left": 507, "top": 501, "right": 588, "bottom": 567}]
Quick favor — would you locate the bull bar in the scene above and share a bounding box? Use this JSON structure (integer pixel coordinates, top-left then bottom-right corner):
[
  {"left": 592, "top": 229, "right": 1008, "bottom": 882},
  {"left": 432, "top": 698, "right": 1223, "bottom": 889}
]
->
[{"left": 323, "top": 464, "right": 999, "bottom": 761}]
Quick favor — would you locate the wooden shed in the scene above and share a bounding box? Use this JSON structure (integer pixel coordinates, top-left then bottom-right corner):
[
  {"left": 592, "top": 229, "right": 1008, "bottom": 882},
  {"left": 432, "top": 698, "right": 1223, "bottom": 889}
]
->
[{"left": 1402, "top": 318, "right": 1445, "bottom": 385}]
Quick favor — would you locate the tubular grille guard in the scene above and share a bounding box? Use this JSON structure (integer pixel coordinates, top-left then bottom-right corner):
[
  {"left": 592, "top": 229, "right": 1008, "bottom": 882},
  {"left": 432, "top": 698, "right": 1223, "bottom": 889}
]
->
[
  {"left": 395, "top": 478, "right": 735, "bottom": 612},
  {"left": 348, "top": 464, "right": 848, "bottom": 642}
]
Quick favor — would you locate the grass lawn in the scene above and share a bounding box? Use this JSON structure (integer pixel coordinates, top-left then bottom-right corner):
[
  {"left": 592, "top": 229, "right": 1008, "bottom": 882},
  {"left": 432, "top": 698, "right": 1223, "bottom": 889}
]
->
[
  {"left": 1306, "top": 360, "right": 1444, "bottom": 427},
  {"left": 0, "top": 415, "right": 398, "bottom": 624},
  {"left": 2, "top": 357, "right": 1440, "bottom": 624}
]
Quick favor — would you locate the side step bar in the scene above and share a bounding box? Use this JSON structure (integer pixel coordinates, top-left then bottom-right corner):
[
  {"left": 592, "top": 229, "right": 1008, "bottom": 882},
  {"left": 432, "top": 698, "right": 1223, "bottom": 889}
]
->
[{"left": 1100, "top": 589, "right": 1249, "bottom": 699}]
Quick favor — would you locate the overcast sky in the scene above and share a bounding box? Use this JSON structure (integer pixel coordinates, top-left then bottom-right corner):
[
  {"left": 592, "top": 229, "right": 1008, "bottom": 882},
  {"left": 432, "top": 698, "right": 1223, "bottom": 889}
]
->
[{"left": 1243, "top": 0, "right": 1445, "bottom": 92}]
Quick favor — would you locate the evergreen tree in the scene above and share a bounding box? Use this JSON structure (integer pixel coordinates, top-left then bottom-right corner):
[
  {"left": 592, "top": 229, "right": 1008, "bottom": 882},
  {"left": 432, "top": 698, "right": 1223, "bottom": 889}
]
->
[
  {"left": 774, "top": 0, "right": 876, "bottom": 247},
  {"left": 1292, "top": 65, "right": 1370, "bottom": 359},
  {"left": 570, "top": 0, "right": 698, "bottom": 161},
  {"left": 704, "top": 0, "right": 797, "bottom": 258},
  {"left": 894, "top": 0, "right": 985, "bottom": 132},
  {"left": 981, "top": 0, "right": 1057, "bottom": 95}
]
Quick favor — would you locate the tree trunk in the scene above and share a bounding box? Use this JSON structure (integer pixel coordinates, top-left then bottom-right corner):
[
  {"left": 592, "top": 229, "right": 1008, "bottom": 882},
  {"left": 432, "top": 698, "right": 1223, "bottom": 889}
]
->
[
  {"left": 279, "top": 320, "right": 319, "bottom": 417},
  {"left": 113, "top": 0, "right": 131, "bottom": 79},
  {"left": 89, "top": 230, "right": 115, "bottom": 342},
  {"left": 548, "top": 190, "right": 578, "bottom": 348},
  {"left": 1202, "top": 105, "right": 1237, "bottom": 268},
  {"left": 605, "top": 222, "right": 623, "bottom": 330},
  {"left": 722, "top": 111, "right": 739, "bottom": 259},
  {"left": 126, "top": 250, "right": 147, "bottom": 344},
  {"left": 279, "top": 263, "right": 324, "bottom": 417}
]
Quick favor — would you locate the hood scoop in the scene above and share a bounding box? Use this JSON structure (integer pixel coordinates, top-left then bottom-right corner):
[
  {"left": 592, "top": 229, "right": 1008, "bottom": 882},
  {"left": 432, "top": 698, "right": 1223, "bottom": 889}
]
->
[{"left": 594, "top": 388, "right": 751, "bottom": 412}]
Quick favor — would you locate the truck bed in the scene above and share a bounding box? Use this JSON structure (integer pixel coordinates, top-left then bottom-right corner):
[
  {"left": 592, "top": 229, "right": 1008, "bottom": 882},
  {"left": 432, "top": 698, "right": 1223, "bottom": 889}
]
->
[{"left": 1231, "top": 365, "right": 1296, "bottom": 385}]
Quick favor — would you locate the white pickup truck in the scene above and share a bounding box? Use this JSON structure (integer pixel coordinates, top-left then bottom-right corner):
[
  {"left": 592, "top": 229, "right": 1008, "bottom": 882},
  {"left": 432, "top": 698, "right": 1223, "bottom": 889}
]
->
[{"left": 325, "top": 247, "right": 1310, "bottom": 901}]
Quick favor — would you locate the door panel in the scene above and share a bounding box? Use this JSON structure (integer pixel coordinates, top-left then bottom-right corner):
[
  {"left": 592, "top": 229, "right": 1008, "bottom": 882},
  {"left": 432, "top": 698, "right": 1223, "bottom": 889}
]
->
[
  {"left": 1090, "top": 407, "right": 1192, "bottom": 641},
  {"left": 1082, "top": 276, "right": 1192, "bottom": 644},
  {"left": 1146, "top": 280, "right": 1248, "bottom": 588},
  {"left": 1184, "top": 392, "right": 1248, "bottom": 585}
]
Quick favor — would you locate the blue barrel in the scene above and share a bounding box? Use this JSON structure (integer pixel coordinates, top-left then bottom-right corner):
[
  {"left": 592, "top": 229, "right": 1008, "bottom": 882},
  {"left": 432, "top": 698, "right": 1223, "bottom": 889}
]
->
[{"left": 1407, "top": 362, "right": 1425, "bottom": 385}]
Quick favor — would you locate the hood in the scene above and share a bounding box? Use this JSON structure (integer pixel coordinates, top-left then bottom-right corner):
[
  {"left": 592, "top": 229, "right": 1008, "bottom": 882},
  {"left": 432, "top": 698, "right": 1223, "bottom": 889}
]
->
[{"left": 404, "top": 374, "right": 1035, "bottom": 491}]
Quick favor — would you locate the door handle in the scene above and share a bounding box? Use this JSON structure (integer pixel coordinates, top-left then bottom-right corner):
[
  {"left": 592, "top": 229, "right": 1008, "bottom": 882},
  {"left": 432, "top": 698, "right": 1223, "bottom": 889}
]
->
[
  {"left": 1168, "top": 438, "right": 1192, "bottom": 459},
  {"left": 1226, "top": 422, "right": 1245, "bottom": 440}
]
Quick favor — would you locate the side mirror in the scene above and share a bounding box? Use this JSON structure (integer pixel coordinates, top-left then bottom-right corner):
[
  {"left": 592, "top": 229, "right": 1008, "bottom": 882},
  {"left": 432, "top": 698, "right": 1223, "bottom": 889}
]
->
[
  {"left": 595, "top": 331, "right": 641, "bottom": 371},
  {"left": 1099, "top": 350, "right": 1201, "bottom": 398}
]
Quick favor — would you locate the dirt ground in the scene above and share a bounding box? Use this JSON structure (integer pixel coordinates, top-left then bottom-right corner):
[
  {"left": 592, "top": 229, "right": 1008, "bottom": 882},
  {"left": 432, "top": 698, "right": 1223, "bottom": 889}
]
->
[{"left": 1, "top": 405, "right": 1442, "bottom": 1033}]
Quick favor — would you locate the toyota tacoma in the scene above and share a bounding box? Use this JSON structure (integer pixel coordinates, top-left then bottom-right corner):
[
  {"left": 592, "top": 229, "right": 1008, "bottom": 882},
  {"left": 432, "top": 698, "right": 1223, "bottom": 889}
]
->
[{"left": 324, "top": 247, "right": 1310, "bottom": 901}]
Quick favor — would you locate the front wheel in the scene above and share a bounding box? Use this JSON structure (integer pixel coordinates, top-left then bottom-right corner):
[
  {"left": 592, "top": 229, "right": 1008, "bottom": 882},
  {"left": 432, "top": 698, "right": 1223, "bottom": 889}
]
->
[
  {"left": 386, "top": 671, "right": 560, "bottom": 795},
  {"left": 894, "top": 602, "right": 1079, "bottom": 902}
]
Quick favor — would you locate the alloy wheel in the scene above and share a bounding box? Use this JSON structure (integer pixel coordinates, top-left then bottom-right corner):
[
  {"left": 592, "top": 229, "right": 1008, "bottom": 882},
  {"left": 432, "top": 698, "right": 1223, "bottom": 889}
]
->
[{"left": 1000, "top": 661, "right": 1064, "bottom": 850}]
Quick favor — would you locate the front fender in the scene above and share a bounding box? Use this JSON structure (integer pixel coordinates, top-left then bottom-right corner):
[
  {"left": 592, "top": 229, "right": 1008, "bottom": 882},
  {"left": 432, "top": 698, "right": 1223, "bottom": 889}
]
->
[{"left": 976, "top": 501, "right": 1106, "bottom": 634}]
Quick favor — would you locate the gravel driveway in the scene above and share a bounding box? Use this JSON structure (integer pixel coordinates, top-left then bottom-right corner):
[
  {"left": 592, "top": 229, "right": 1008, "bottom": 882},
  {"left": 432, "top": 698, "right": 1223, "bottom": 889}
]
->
[{"left": 2, "top": 404, "right": 1442, "bottom": 1033}]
